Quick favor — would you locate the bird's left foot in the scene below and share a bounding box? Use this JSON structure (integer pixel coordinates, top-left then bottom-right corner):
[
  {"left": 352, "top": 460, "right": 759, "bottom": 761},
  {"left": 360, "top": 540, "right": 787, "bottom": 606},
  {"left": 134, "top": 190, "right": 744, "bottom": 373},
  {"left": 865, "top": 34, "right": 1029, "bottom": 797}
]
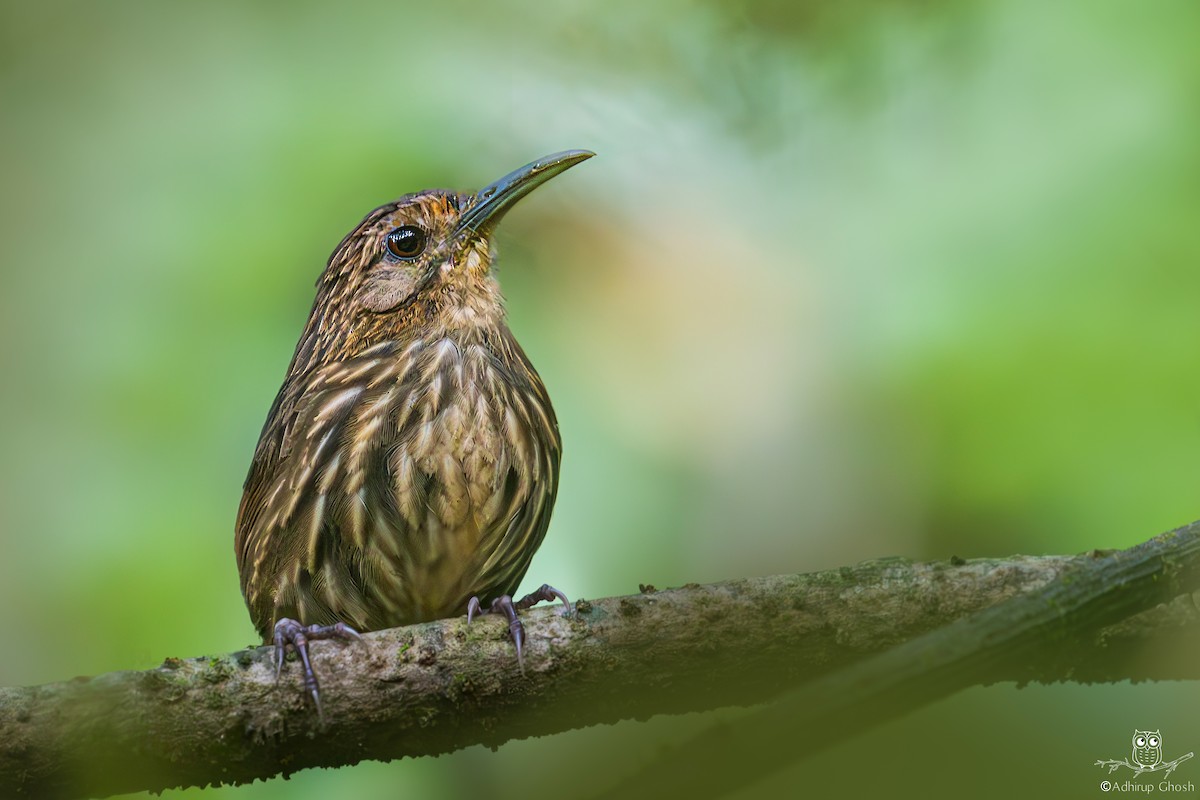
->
[
  {"left": 272, "top": 618, "right": 362, "bottom": 720},
  {"left": 467, "top": 583, "right": 570, "bottom": 672}
]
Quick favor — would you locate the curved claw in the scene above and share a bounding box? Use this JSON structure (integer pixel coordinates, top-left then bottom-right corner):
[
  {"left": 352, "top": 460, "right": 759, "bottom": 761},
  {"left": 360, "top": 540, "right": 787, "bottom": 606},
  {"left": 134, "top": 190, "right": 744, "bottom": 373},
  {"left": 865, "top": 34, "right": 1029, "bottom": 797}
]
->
[
  {"left": 272, "top": 618, "right": 362, "bottom": 722},
  {"left": 529, "top": 583, "right": 571, "bottom": 616},
  {"left": 510, "top": 619, "right": 526, "bottom": 673},
  {"left": 464, "top": 582, "right": 569, "bottom": 674},
  {"left": 467, "top": 596, "right": 484, "bottom": 624}
]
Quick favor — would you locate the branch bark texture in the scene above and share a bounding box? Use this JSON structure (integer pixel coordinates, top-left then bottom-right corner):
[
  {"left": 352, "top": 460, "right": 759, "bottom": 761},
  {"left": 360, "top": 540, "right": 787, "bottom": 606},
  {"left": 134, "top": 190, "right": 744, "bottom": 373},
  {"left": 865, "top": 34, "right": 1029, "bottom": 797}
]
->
[
  {"left": 2, "top": 521, "right": 1199, "bottom": 799},
  {"left": 599, "top": 521, "right": 1200, "bottom": 799}
]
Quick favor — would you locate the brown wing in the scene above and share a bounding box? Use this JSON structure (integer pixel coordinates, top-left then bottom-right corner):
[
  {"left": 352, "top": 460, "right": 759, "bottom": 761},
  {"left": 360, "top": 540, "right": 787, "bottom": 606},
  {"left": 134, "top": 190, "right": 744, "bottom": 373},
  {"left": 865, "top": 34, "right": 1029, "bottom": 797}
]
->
[{"left": 235, "top": 370, "right": 353, "bottom": 636}]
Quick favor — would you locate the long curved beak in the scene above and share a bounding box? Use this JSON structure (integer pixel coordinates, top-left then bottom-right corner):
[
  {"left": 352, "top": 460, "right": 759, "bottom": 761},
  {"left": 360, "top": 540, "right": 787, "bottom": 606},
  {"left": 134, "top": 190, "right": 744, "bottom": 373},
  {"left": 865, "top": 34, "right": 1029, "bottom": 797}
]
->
[{"left": 456, "top": 150, "right": 594, "bottom": 238}]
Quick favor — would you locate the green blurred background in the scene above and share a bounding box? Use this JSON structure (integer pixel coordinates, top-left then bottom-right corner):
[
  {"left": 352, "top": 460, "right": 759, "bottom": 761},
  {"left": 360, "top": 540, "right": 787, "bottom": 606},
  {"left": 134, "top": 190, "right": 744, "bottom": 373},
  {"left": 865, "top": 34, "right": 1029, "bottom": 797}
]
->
[{"left": 2, "top": 0, "right": 1198, "bottom": 797}]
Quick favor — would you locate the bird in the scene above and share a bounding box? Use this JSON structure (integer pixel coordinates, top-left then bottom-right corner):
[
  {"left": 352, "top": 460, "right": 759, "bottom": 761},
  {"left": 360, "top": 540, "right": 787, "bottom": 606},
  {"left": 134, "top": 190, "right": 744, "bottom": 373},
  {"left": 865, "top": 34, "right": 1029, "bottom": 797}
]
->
[
  {"left": 1132, "top": 731, "right": 1163, "bottom": 769},
  {"left": 235, "top": 150, "right": 593, "bottom": 714}
]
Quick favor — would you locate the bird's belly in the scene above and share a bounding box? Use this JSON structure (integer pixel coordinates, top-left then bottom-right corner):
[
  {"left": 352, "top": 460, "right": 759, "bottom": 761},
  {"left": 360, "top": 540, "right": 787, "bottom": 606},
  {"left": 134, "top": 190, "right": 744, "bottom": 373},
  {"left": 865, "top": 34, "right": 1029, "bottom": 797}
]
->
[
  {"left": 361, "top": 351, "right": 542, "bottom": 623},
  {"left": 258, "top": 337, "right": 557, "bottom": 635}
]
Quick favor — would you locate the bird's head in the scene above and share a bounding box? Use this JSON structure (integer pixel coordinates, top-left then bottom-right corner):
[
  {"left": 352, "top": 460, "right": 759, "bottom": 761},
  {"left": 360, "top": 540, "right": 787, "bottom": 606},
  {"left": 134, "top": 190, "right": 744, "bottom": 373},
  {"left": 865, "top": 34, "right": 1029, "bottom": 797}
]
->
[{"left": 300, "top": 150, "right": 593, "bottom": 363}]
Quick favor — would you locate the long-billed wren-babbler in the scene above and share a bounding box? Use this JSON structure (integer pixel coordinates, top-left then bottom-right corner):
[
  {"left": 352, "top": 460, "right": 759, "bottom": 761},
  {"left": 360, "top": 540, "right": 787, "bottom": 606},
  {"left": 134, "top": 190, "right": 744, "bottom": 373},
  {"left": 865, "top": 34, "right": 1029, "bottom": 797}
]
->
[{"left": 235, "top": 150, "right": 593, "bottom": 713}]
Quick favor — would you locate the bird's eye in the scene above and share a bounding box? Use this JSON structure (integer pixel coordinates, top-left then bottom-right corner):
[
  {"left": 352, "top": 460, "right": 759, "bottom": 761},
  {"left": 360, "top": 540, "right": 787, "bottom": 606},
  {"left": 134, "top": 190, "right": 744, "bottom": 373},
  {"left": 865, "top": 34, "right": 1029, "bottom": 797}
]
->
[
  {"left": 1149, "top": 736, "right": 1160, "bottom": 747},
  {"left": 385, "top": 226, "right": 427, "bottom": 259},
  {"left": 1136, "top": 737, "right": 1147, "bottom": 747}
]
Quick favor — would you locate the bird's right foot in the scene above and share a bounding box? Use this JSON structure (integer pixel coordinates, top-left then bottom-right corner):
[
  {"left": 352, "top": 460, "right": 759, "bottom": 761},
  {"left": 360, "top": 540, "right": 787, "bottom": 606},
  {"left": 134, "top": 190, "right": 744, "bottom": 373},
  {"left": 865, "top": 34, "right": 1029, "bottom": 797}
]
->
[
  {"left": 467, "top": 583, "right": 570, "bottom": 673},
  {"left": 272, "top": 618, "right": 362, "bottom": 720}
]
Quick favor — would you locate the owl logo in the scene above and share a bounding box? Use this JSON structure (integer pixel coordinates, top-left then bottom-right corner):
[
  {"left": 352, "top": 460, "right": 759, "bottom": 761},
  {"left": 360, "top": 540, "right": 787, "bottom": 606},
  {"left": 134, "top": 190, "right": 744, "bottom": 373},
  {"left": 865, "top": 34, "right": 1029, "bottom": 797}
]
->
[
  {"left": 1132, "top": 730, "right": 1163, "bottom": 768},
  {"left": 1096, "top": 728, "right": 1193, "bottom": 779}
]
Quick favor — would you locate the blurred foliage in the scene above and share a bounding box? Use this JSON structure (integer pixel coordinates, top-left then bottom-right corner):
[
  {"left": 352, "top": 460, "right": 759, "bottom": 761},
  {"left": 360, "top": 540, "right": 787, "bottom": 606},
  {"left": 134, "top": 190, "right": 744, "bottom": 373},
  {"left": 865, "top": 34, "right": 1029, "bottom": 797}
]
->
[{"left": 1, "top": 0, "right": 1198, "bottom": 797}]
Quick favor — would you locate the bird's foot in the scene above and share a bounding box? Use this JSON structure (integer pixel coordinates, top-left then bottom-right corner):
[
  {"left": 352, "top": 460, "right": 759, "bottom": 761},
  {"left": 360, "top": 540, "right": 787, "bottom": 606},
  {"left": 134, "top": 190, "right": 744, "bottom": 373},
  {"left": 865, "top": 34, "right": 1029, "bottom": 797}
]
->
[
  {"left": 467, "top": 584, "right": 570, "bottom": 674},
  {"left": 272, "top": 618, "right": 362, "bottom": 720}
]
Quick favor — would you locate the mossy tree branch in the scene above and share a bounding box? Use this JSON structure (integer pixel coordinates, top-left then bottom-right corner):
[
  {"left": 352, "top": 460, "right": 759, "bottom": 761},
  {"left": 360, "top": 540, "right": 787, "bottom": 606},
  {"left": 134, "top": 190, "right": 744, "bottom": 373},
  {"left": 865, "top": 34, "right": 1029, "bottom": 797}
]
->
[
  {"left": 598, "top": 521, "right": 1200, "bottom": 799},
  {"left": 2, "top": 521, "right": 1199, "bottom": 799}
]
